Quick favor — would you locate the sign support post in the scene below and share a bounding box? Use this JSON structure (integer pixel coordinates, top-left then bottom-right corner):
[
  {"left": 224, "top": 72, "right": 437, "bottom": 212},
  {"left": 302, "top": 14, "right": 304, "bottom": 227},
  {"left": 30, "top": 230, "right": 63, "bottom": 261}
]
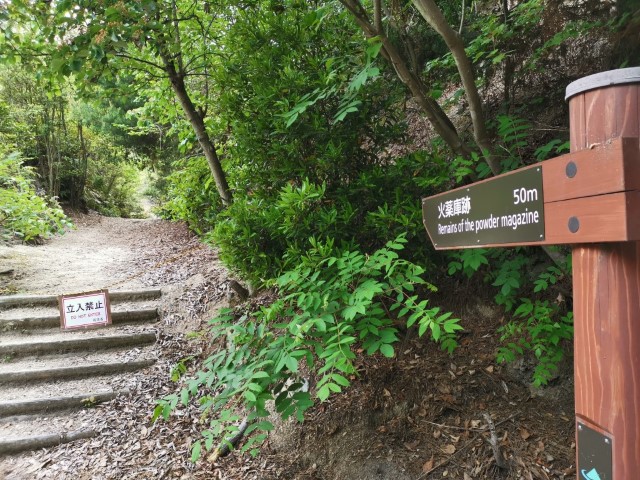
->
[
  {"left": 422, "top": 67, "right": 640, "bottom": 479},
  {"left": 567, "top": 69, "right": 640, "bottom": 479}
]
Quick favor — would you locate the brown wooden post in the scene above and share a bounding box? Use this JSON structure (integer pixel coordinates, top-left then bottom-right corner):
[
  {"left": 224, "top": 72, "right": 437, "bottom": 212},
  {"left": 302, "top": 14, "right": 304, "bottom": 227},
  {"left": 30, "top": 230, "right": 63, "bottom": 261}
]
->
[{"left": 566, "top": 68, "right": 640, "bottom": 479}]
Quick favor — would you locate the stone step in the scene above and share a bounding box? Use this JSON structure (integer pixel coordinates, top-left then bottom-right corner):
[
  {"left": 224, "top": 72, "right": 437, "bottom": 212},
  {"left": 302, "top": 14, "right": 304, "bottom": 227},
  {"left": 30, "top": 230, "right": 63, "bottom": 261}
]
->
[
  {"left": 0, "top": 359, "right": 155, "bottom": 384},
  {"left": 0, "top": 331, "right": 157, "bottom": 357},
  {"left": 0, "top": 343, "right": 155, "bottom": 375},
  {"left": 0, "top": 289, "right": 163, "bottom": 309},
  {"left": 0, "top": 286, "right": 163, "bottom": 456},
  {"left": 0, "top": 391, "right": 125, "bottom": 417},
  {"left": 0, "top": 308, "right": 158, "bottom": 331},
  {"left": 0, "top": 429, "right": 97, "bottom": 455},
  {"left": 0, "top": 410, "right": 104, "bottom": 455},
  {"left": 0, "top": 372, "right": 142, "bottom": 404},
  {"left": 0, "top": 302, "right": 158, "bottom": 319}
]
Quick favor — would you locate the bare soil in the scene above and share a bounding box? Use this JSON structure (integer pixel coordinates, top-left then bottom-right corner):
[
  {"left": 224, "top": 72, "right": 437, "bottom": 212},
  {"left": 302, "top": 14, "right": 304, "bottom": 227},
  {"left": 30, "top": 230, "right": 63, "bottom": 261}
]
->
[{"left": 0, "top": 213, "right": 576, "bottom": 479}]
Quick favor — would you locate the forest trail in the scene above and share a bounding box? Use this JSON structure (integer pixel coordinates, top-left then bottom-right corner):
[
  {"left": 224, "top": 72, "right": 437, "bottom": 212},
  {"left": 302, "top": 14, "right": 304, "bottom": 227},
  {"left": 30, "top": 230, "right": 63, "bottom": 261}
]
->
[
  {"left": 0, "top": 214, "right": 172, "bottom": 295},
  {"left": 0, "top": 213, "right": 578, "bottom": 480},
  {"left": 0, "top": 213, "right": 230, "bottom": 479}
]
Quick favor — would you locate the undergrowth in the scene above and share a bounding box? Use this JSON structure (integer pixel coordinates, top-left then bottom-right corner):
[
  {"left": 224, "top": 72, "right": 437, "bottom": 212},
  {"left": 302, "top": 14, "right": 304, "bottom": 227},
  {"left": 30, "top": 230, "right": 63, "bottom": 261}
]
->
[
  {"left": 0, "top": 149, "right": 72, "bottom": 242},
  {"left": 154, "top": 235, "right": 461, "bottom": 460}
]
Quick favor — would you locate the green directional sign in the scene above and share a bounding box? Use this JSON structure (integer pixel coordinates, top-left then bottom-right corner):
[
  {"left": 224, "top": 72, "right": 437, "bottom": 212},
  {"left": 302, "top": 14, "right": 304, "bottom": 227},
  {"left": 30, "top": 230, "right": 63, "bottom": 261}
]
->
[{"left": 422, "top": 166, "right": 545, "bottom": 249}]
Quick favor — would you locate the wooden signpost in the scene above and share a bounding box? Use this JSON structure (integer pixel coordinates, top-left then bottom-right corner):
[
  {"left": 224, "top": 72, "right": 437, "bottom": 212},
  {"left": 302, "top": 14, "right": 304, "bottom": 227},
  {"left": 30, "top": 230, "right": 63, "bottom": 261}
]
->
[{"left": 423, "top": 67, "right": 640, "bottom": 480}]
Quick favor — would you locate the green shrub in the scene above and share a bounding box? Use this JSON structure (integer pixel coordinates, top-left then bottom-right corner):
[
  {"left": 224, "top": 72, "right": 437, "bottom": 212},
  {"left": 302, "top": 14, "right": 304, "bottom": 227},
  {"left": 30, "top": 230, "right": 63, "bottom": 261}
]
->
[
  {"left": 443, "top": 119, "right": 574, "bottom": 386},
  {"left": 210, "top": 179, "right": 356, "bottom": 286},
  {"left": 157, "top": 156, "right": 222, "bottom": 233},
  {"left": 0, "top": 150, "right": 72, "bottom": 241},
  {"left": 154, "top": 235, "right": 461, "bottom": 460},
  {"left": 497, "top": 299, "right": 573, "bottom": 386},
  {"left": 209, "top": 148, "right": 449, "bottom": 287},
  {"left": 447, "top": 245, "right": 573, "bottom": 386},
  {"left": 84, "top": 161, "right": 144, "bottom": 218}
]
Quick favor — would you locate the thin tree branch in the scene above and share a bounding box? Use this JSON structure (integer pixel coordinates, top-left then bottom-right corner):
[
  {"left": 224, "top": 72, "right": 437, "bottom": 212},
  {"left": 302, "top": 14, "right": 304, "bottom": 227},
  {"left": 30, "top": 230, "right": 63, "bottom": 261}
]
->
[
  {"left": 114, "top": 53, "right": 165, "bottom": 71},
  {"left": 483, "top": 412, "right": 509, "bottom": 469},
  {"left": 340, "top": 0, "right": 376, "bottom": 36},
  {"left": 373, "top": 0, "right": 383, "bottom": 34},
  {"left": 339, "top": 0, "right": 473, "bottom": 159},
  {"left": 171, "top": 0, "right": 185, "bottom": 74}
]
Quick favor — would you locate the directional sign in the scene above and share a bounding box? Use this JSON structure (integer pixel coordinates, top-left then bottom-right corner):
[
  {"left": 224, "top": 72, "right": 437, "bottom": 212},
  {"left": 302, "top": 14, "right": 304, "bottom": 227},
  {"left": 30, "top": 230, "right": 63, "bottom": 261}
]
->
[{"left": 423, "top": 166, "right": 545, "bottom": 249}]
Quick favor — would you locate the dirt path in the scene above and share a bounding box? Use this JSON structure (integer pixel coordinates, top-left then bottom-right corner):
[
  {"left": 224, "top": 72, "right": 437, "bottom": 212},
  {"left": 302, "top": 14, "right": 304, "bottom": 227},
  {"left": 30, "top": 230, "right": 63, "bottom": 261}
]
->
[
  {"left": 1, "top": 213, "right": 230, "bottom": 336},
  {"left": 0, "top": 214, "right": 234, "bottom": 479},
  {"left": 0, "top": 213, "right": 207, "bottom": 297},
  {"left": 2, "top": 215, "right": 144, "bottom": 295}
]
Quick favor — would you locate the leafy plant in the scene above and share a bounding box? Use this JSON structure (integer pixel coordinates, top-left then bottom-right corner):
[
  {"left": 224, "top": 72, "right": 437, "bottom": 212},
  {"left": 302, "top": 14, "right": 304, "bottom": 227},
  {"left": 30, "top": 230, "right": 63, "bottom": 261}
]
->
[
  {"left": 209, "top": 180, "right": 340, "bottom": 286},
  {"left": 282, "top": 35, "right": 383, "bottom": 127},
  {"left": 495, "top": 115, "right": 530, "bottom": 171},
  {"left": 210, "top": 148, "right": 444, "bottom": 286},
  {"left": 490, "top": 254, "right": 530, "bottom": 311},
  {"left": 497, "top": 299, "right": 573, "bottom": 387},
  {"left": 447, "top": 242, "right": 572, "bottom": 386},
  {"left": 444, "top": 112, "right": 574, "bottom": 385},
  {"left": 0, "top": 149, "right": 72, "bottom": 241},
  {"left": 447, "top": 248, "right": 489, "bottom": 278},
  {"left": 534, "top": 139, "right": 570, "bottom": 162},
  {"left": 154, "top": 235, "right": 461, "bottom": 460},
  {"left": 158, "top": 156, "right": 222, "bottom": 234}
]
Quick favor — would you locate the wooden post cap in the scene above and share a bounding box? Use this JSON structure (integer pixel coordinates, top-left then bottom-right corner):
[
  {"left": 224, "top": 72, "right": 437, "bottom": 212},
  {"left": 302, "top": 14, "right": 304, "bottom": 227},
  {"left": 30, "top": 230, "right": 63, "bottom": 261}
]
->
[{"left": 565, "top": 67, "right": 640, "bottom": 100}]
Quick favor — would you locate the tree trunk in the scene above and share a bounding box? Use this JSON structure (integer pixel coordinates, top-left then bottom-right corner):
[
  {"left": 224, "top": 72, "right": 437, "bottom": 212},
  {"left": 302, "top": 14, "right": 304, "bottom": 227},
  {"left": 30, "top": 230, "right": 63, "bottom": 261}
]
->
[
  {"left": 380, "top": 36, "right": 473, "bottom": 158},
  {"left": 43, "top": 106, "right": 55, "bottom": 196},
  {"left": 339, "top": 0, "right": 474, "bottom": 160},
  {"left": 502, "top": 0, "right": 514, "bottom": 110},
  {"left": 159, "top": 52, "right": 233, "bottom": 206},
  {"left": 411, "top": 0, "right": 500, "bottom": 175},
  {"left": 105, "top": 173, "right": 118, "bottom": 197},
  {"left": 76, "top": 120, "right": 88, "bottom": 209},
  {"left": 44, "top": 134, "right": 53, "bottom": 196}
]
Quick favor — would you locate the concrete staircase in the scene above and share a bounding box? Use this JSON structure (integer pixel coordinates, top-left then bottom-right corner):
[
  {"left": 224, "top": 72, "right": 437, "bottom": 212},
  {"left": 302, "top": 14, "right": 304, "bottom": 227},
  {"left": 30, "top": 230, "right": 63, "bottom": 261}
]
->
[{"left": 0, "top": 290, "right": 162, "bottom": 454}]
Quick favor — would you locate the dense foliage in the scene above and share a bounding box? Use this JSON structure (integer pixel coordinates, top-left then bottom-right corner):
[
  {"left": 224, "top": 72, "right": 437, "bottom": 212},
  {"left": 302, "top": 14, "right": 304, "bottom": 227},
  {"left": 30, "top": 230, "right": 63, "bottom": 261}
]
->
[
  {"left": 155, "top": 235, "right": 462, "bottom": 456},
  {"left": 0, "top": 148, "right": 71, "bottom": 242},
  {"left": 0, "top": 61, "right": 150, "bottom": 220},
  {"left": 1, "top": 0, "right": 637, "bottom": 461}
]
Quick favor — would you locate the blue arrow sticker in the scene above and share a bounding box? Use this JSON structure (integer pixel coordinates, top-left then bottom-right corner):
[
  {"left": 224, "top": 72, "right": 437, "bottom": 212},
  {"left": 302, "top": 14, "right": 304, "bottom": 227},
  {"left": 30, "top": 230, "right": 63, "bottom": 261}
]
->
[{"left": 581, "top": 468, "right": 602, "bottom": 480}]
